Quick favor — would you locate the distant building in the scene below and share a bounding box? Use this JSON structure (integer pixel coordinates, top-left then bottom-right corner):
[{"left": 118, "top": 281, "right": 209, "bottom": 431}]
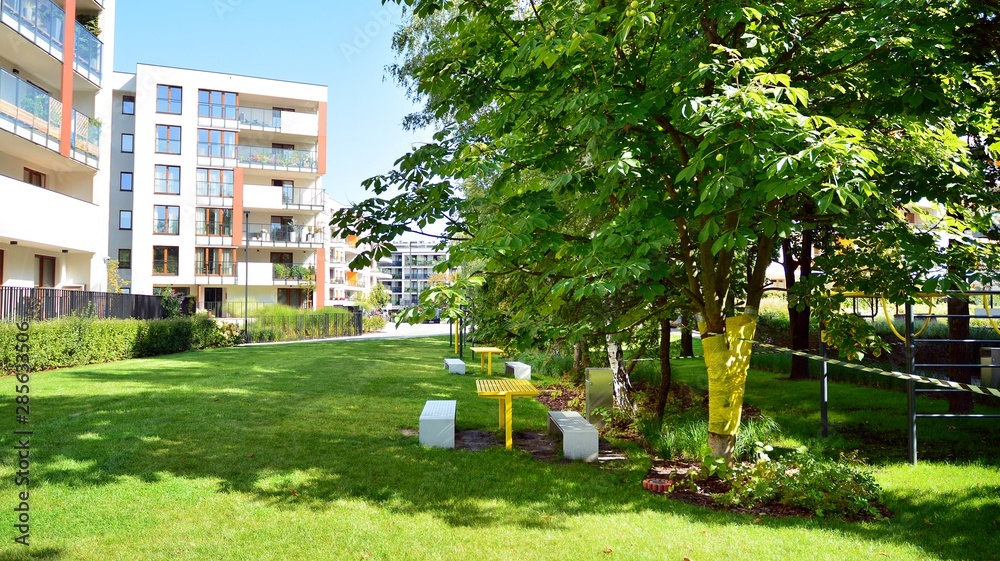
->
[{"left": 378, "top": 241, "right": 450, "bottom": 310}]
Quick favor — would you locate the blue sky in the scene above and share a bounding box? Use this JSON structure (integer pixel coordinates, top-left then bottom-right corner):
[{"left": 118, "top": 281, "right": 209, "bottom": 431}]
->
[{"left": 113, "top": 0, "right": 431, "bottom": 207}]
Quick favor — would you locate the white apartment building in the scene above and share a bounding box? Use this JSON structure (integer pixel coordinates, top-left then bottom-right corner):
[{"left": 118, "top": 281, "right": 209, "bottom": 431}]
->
[
  {"left": 379, "top": 241, "right": 449, "bottom": 311},
  {"left": 324, "top": 194, "right": 387, "bottom": 308},
  {"left": 0, "top": 0, "right": 115, "bottom": 290},
  {"left": 108, "top": 64, "right": 330, "bottom": 315}
]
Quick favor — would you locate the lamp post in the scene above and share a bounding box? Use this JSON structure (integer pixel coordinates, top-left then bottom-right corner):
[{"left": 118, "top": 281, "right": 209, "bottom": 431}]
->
[{"left": 244, "top": 210, "right": 250, "bottom": 343}]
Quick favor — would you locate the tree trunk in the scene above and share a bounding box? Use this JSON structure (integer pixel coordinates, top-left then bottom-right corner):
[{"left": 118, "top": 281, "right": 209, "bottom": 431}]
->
[
  {"left": 680, "top": 310, "right": 694, "bottom": 357},
  {"left": 573, "top": 341, "right": 583, "bottom": 374},
  {"left": 702, "top": 314, "right": 758, "bottom": 466},
  {"left": 654, "top": 317, "right": 673, "bottom": 422},
  {"left": 948, "top": 295, "right": 974, "bottom": 413},
  {"left": 784, "top": 230, "right": 813, "bottom": 381},
  {"left": 606, "top": 335, "right": 635, "bottom": 413}
]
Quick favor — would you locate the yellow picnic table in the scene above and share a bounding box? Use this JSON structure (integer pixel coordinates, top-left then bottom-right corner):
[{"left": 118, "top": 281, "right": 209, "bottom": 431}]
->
[
  {"left": 476, "top": 378, "right": 539, "bottom": 450},
  {"left": 469, "top": 346, "right": 504, "bottom": 375}
]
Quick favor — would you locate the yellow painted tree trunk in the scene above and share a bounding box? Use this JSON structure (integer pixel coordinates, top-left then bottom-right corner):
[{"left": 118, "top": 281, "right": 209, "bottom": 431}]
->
[{"left": 701, "top": 312, "right": 757, "bottom": 464}]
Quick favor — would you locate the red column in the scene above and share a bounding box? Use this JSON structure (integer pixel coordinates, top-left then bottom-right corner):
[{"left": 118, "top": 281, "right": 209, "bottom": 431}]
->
[
  {"left": 317, "top": 102, "right": 327, "bottom": 175},
  {"left": 315, "top": 246, "right": 326, "bottom": 309},
  {"left": 59, "top": 0, "right": 78, "bottom": 158}
]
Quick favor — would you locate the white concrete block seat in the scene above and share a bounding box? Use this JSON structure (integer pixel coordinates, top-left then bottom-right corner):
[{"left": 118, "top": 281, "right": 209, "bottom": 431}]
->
[
  {"left": 547, "top": 410, "right": 599, "bottom": 462},
  {"left": 504, "top": 361, "right": 531, "bottom": 380},
  {"left": 419, "top": 400, "right": 456, "bottom": 448},
  {"left": 444, "top": 358, "right": 466, "bottom": 374}
]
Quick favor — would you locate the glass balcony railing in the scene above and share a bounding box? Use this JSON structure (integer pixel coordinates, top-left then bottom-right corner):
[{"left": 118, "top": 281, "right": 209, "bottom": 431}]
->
[
  {"left": 237, "top": 145, "right": 317, "bottom": 172},
  {"left": 0, "top": 0, "right": 102, "bottom": 84},
  {"left": 237, "top": 106, "right": 281, "bottom": 130},
  {"left": 73, "top": 19, "right": 101, "bottom": 83},
  {"left": 281, "top": 186, "right": 323, "bottom": 208},
  {"left": 271, "top": 263, "right": 314, "bottom": 282},
  {"left": 153, "top": 219, "right": 179, "bottom": 235},
  {"left": 196, "top": 220, "right": 233, "bottom": 237},
  {"left": 196, "top": 181, "right": 234, "bottom": 198},
  {"left": 244, "top": 223, "right": 322, "bottom": 244},
  {"left": 0, "top": 67, "right": 61, "bottom": 148},
  {"left": 195, "top": 260, "right": 236, "bottom": 276},
  {"left": 72, "top": 109, "right": 99, "bottom": 165}
]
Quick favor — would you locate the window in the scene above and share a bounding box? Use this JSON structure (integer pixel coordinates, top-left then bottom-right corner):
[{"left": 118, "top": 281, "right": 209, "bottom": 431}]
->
[
  {"left": 119, "top": 210, "right": 132, "bottom": 230},
  {"left": 196, "top": 168, "right": 234, "bottom": 197},
  {"left": 121, "top": 288, "right": 131, "bottom": 294},
  {"left": 197, "top": 129, "right": 237, "bottom": 159},
  {"left": 34, "top": 255, "right": 55, "bottom": 288},
  {"left": 122, "top": 95, "right": 135, "bottom": 115},
  {"left": 23, "top": 168, "right": 44, "bottom": 188},
  {"left": 120, "top": 172, "right": 133, "bottom": 191},
  {"left": 157, "top": 85, "right": 182, "bottom": 114},
  {"left": 195, "top": 248, "right": 236, "bottom": 276},
  {"left": 152, "top": 246, "right": 179, "bottom": 275},
  {"left": 198, "top": 90, "right": 238, "bottom": 120},
  {"left": 156, "top": 125, "right": 181, "bottom": 154},
  {"left": 118, "top": 249, "right": 131, "bottom": 269},
  {"left": 197, "top": 208, "right": 233, "bottom": 236},
  {"left": 154, "top": 165, "right": 181, "bottom": 194},
  {"left": 154, "top": 205, "right": 180, "bottom": 235},
  {"left": 277, "top": 288, "right": 305, "bottom": 308},
  {"left": 121, "top": 133, "right": 134, "bottom": 153}
]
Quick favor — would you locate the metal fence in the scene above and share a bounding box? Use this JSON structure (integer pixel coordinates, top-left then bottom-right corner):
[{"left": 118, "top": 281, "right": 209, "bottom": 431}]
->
[{"left": 0, "top": 286, "right": 192, "bottom": 322}]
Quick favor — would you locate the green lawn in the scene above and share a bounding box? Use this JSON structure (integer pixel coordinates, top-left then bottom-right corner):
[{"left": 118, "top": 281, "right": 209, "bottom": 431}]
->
[{"left": 1, "top": 337, "right": 997, "bottom": 560}]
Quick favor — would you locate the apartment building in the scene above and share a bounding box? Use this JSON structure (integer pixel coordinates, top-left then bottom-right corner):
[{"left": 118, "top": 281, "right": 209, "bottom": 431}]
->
[
  {"left": 325, "top": 194, "right": 387, "bottom": 308},
  {"left": 108, "top": 64, "right": 329, "bottom": 314},
  {"left": 379, "top": 241, "right": 449, "bottom": 311},
  {"left": 0, "top": 0, "right": 115, "bottom": 290}
]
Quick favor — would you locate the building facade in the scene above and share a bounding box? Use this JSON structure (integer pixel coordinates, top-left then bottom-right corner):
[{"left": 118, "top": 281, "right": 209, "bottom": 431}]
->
[
  {"left": 108, "top": 64, "right": 330, "bottom": 315},
  {"left": 0, "top": 0, "right": 115, "bottom": 290},
  {"left": 378, "top": 241, "right": 449, "bottom": 311},
  {"left": 324, "top": 195, "right": 387, "bottom": 308}
]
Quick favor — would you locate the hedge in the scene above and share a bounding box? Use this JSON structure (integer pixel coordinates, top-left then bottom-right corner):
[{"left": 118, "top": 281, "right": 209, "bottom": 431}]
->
[{"left": 0, "top": 314, "right": 240, "bottom": 375}]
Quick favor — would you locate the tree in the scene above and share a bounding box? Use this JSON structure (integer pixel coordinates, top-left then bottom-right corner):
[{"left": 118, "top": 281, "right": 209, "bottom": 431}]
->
[
  {"left": 364, "top": 282, "right": 392, "bottom": 313},
  {"left": 336, "top": 0, "right": 998, "bottom": 464}
]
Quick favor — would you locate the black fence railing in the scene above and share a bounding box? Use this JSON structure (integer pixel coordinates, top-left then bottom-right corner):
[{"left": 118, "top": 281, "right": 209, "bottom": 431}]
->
[{"left": 0, "top": 287, "right": 194, "bottom": 322}]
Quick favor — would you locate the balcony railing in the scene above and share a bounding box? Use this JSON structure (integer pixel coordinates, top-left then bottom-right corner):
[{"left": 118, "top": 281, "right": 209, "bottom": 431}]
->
[
  {"left": 237, "top": 145, "right": 317, "bottom": 172},
  {"left": 196, "top": 181, "right": 234, "bottom": 198},
  {"left": 72, "top": 110, "right": 99, "bottom": 165},
  {"left": 244, "top": 222, "right": 322, "bottom": 245},
  {"left": 153, "top": 259, "right": 179, "bottom": 276},
  {"left": 0, "top": 66, "right": 61, "bottom": 150},
  {"left": 281, "top": 186, "right": 323, "bottom": 208},
  {"left": 195, "top": 260, "right": 236, "bottom": 276},
  {"left": 271, "top": 263, "right": 315, "bottom": 282},
  {"left": 196, "top": 220, "right": 233, "bottom": 237},
  {"left": 153, "top": 219, "right": 179, "bottom": 235},
  {"left": 0, "top": 0, "right": 102, "bottom": 85},
  {"left": 73, "top": 19, "right": 102, "bottom": 83}
]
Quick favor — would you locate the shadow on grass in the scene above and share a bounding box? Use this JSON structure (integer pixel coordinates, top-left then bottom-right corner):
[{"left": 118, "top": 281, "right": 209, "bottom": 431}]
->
[{"left": 5, "top": 338, "right": 998, "bottom": 560}]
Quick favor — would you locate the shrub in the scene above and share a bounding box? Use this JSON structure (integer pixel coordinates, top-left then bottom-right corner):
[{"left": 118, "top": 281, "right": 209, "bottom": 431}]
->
[
  {"left": 718, "top": 448, "right": 884, "bottom": 519},
  {"left": 363, "top": 316, "right": 387, "bottom": 333},
  {"left": 653, "top": 414, "right": 782, "bottom": 463},
  {"left": 0, "top": 315, "right": 238, "bottom": 375}
]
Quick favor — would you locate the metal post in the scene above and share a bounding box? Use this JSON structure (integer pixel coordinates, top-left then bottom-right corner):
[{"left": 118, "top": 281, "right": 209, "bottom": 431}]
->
[
  {"left": 905, "top": 301, "right": 917, "bottom": 465},
  {"left": 820, "top": 321, "right": 829, "bottom": 438},
  {"left": 244, "top": 211, "right": 250, "bottom": 343}
]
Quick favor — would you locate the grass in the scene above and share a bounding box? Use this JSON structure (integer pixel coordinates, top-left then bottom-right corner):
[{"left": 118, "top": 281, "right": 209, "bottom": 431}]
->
[{"left": 0, "top": 336, "right": 997, "bottom": 560}]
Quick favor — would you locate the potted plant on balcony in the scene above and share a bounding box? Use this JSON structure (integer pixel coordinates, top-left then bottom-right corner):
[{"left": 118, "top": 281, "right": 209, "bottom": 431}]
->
[{"left": 273, "top": 263, "right": 289, "bottom": 280}]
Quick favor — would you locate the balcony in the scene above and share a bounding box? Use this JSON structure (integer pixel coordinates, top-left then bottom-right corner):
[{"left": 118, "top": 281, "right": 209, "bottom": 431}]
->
[
  {"left": 0, "top": 68, "right": 100, "bottom": 167},
  {"left": 237, "top": 145, "right": 317, "bottom": 173},
  {"left": 0, "top": 0, "right": 103, "bottom": 86},
  {"left": 236, "top": 106, "right": 319, "bottom": 136},
  {"left": 196, "top": 180, "right": 234, "bottom": 208},
  {"left": 243, "top": 183, "right": 323, "bottom": 211},
  {"left": 0, "top": 173, "right": 99, "bottom": 252},
  {"left": 271, "top": 263, "right": 315, "bottom": 285},
  {"left": 243, "top": 222, "right": 323, "bottom": 248},
  {"left": 194, "top": 260, "right": 236, "bottom": 277}
]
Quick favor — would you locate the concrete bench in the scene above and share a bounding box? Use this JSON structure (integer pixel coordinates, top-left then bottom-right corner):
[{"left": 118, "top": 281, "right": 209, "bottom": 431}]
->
[
  {"left": 547, "top": 410, "right": 598, "bottom": 462},
  {"left": 419, "top": 400, "right": 456, "bottom": 448},
  {"left": 505, "top": 361, "right": 531, "bottom": 380},
  {"left": 444, "top": 358, "right": 466, "bottom": 374}
]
